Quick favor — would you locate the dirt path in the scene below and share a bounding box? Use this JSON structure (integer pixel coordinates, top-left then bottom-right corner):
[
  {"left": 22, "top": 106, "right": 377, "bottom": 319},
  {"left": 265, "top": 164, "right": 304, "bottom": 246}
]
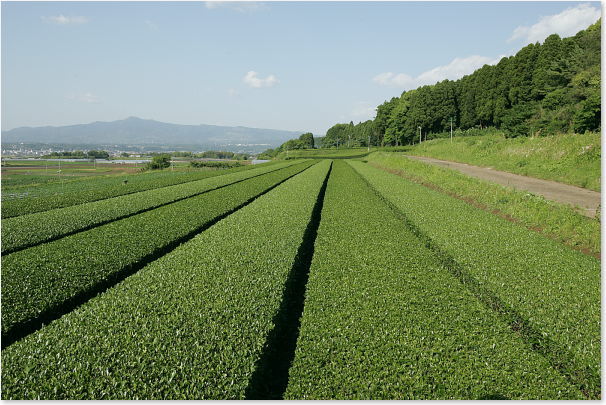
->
[{"left": 405, "top": 155, "right": 601, "bottom": 218}]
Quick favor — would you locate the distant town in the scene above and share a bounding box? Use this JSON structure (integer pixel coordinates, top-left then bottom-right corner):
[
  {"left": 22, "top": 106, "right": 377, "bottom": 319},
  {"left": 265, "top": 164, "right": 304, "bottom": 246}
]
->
[{"left": 1, "top": 142, "right": 271, "bottom": 159}]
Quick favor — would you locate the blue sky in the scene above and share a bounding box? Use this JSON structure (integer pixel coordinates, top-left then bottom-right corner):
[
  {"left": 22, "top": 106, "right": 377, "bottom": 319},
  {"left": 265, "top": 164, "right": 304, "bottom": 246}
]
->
[{"left": 1, "top": 1, "right": 601, "bottom": 134}]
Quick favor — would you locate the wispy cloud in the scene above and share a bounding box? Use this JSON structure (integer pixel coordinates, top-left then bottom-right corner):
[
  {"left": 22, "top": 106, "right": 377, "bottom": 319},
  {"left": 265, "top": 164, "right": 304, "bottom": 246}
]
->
[
  {"left": 67, "top": 92, "right": 99, "bottom": 103},
  {"left": 227, "top": 88, "right": 240, "bottom": 97},
  {"left": 145, "top": 20, "right": 158, "bottom": 30},
  {"left": 42, "top": 14, "right": 89, "bottom": 25},
  {"left": 243, "top": 71, "right": 279, "bottom": 88},
  {"left": 205, "top": 2, "right": 267, "bottom": 13},
  {"left": 350, "top": 102, "right": 375, "bottom": 121},
  {"left": 509, "top": 3, "right": 601, "bottom": 44},
  {"left": 373, "top": 54, "right": 505, "bottom": 89}
]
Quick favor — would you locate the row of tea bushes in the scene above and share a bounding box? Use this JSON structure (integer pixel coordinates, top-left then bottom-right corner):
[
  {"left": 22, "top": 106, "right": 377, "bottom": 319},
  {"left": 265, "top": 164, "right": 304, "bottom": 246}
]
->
[
  {"left": 1, "top": 161, "right": 332, "bottom": 399},
  {"left": 1, "top": 161, "right": 314, "bottom": 343},
  {"left": 284, "top": 161, "right": 582, "bottom": 399},
  {"left": 1, "top": 160, "right": 300, "bottom": 254},
  {"left": 348, "top": 160, "right": 600, "bottom": 398},
  {"left": 2, "top": 161, "right": 280, "bottom": 218}
]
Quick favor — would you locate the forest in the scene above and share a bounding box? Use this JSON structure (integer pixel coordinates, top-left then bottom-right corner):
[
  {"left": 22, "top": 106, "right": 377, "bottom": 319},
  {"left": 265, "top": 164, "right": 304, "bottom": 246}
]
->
[{"left": 265, "top": 19, "right": 600, "bottom": 155}]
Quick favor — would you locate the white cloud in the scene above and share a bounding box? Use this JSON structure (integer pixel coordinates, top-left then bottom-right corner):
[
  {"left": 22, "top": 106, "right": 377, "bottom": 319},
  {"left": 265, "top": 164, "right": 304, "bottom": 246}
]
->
[
  {"left": 205, "top": 2, "right": 267, "bottom": 12},
  {"left": 509, "top": 4, "right": 601, "bottom": 44},
  {"left": 243, "top": 71, "right": 279, "bottom": 88},
  {"left": 227, "top": 88, "right": 239, "bottom": 97},
  {"left": 373, "top": 72, "right": 415, "bottom": 88},
  {"left": 205, "top": 2, "right": 221, "bottom": 9},
  {"left": 42, "top": 14, "right": 89, "bottom": 25},
  {"left": 373, "top": 54, "right": 505, "bottom": 89},
  {"left": 67, "top": 92, "right": 99, "bottom": 103},
  {"left": 145, "top": 20, "right": 158, "bottom": 30},
  {"left": 350, "top": 102, "right": 375, "bottom": 120}
]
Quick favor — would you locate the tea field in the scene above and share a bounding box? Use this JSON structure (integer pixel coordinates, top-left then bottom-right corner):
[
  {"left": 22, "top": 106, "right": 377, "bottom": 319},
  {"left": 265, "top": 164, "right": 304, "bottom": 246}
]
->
[{"left": 1, "top": 159, "right": 600, "bottom": 399}]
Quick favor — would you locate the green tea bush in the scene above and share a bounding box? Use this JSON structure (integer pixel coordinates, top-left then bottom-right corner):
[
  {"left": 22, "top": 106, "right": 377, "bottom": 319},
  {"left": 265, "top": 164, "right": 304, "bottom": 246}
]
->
[
  {"left": 1, "top": 161, "right": 314, "bottom": 344},
  {"left": 349, "top": 160, "right": 600, "bottom": 397},
  {"left": 284, "top": 161, "right": 582, "bottom": 399},
  {"left": 1, "top": 161, "right": 299, "bottom": 254},
  {"left": 1, "top": 161, "right": 331, "bottom": 399},
  {"left": 2, "top": 162, "right": 278, "bottom": 218}
]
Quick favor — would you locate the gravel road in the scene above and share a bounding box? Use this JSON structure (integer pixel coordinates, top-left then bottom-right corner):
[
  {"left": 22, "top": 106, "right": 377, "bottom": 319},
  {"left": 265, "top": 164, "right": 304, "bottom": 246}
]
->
[{"left": 406, "top": 155, "right": 601, "bottom": 218}]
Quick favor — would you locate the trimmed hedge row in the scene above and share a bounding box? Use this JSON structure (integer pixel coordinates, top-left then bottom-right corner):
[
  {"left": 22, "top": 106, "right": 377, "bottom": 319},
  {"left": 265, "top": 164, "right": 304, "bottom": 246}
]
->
[
  {"left": 348, "top": 160, "right": 600, "bottom": 397},
  {"left": 1, "top": 161, "right": 279, "bottom": 219},
  {"left": 1, "top": 160, "right": 315, "bottom": 343},
  {"left": 1, "top": 160, "right": 332, "bottom": 399},
  {"left": 284, "top": 161, "right": 582, "bottom": 399},
  {"left": 1, "top": 160, "right": 300, "bottom": 254}
]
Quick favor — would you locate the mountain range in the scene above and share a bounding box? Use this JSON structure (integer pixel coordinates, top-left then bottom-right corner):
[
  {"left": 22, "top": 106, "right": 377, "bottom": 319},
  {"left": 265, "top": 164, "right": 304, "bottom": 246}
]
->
[{"left": 1, "top": 117, "right": 302, "bottom": 148}]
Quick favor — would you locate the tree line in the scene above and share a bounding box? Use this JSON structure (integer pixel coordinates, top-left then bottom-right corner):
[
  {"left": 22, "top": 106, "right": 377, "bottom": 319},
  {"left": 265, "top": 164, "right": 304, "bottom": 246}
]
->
[
  {"left": 170, "top": 151, "right": 251, "bottom": 160},
  {"left": 266, "top": 19, "right": 600, "bottom": 154},
  {"left": 258, "top": 133, "right": 314, "bottom": 158},
  {"left": 43, "top": 150, "right": 110, "bottom": 159}
]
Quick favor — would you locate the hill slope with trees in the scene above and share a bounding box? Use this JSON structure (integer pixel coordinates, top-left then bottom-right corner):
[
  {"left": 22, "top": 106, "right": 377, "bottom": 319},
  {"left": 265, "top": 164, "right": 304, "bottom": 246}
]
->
[{"left": 320, "top": 20, "right": 600, "bottom": 148}]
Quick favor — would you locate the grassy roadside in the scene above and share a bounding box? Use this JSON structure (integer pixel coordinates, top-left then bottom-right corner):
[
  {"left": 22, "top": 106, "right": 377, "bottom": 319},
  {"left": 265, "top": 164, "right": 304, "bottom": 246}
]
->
[
  {"left": 405, "top": 132, "right": 600, "bottom": 191},
  {"left": 365, "top": 152, "right": 600, "bottom": 258}
]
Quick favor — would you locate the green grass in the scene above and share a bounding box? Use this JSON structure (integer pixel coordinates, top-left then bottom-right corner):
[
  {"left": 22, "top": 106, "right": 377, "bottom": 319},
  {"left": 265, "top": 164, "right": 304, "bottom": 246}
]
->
[
  {"left": 1, "top": 161, "right": 299, "bottom": 254},
  {"left": 350, "top": 160, "right": 601, "bottom": 397},
  {"left": 1, "top": 160, "right": 139, "bottom": 188},
  {"left": 1, "top": 161, "right": 314, "bottom": 342},
  {"left": 276, "top": 147, "right": 372, "bottom": 159},
  {"left": 406, "top": 132, "right": 600, "bottom": 191},
  {"left": 1, "top": 160, "right": 331, "bottom": 399},
  {"left": 1, "top": 161, "right": 278, "bottom": 218},
  {"left": 284, "top": 161, "right": 582, "bottom": 399},
  {"left": 365, "top": 152, "right": 600, "bottom": 256}
]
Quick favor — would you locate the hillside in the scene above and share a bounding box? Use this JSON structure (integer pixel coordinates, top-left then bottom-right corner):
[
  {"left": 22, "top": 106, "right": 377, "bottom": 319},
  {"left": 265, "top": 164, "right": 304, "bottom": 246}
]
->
[
  {"left": 1, "top": 117, "right": 302, "bottom": 148},
  {"left": 405, "top": 131, "right": 601, "bottom": 191},
  {"left": 318, "top": 19, "right": 600, "bottom": 147}
]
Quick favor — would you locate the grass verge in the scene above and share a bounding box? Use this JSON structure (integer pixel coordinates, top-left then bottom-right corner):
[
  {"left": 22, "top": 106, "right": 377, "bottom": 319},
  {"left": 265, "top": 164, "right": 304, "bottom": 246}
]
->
[
  {"left": 365, "top": 152, "right": 600, "bottom": 257},
  {"left": 405, "top": 132, "right": 600, "bottom": 191}
]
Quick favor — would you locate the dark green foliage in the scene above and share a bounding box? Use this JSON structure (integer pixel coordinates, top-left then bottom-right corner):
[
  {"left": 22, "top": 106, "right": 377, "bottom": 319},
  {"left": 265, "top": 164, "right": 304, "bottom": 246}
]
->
[
  {"left": 284, "top": 161, "right": 582, "bottom": 399},
  {"left": 1, "top": 161, "right": 331, "bottom": 399},
  {"left": 321, "top": 120, "right": 377, "bottom": 149},
  {"left": 500, "top": 102, "right": 539, "bottom": 137},
  {"left": 1, "top": 161, "right": 314, "bottom": 342},
  {"left": 298, "top": 132, "right": 315, "bottom": 149},
  {"left": 257, "top": 148, "right": 278, "bottom": 159},
  {"left": 350, "top": 161, "right": 601, "bottom": 397},
  {"left": 257, "top": 132, "right": 317, "bottom": 159},
  {"left": 86, "top": 150, "right": 110, "bottom": 159},
  {"left": 571, "top": 67, "right": 601, "bottom": 133},
  {"left": 42, "top": 150, "right": 110, "bottom": 159},
  {"left": 1, "top": 161, "right": 296, "bottom": 254},
  {"left": 145, "top": 154, "right": 171, "bottom": 170},
  {"left": 189, "top": 160, "right": 243, "bottom": 169},
  {"left": 319, "top": 20, "right": 600, "bottom": 144},
  {"left": 172, "top": 150, "right": 250, "bottom": 160},
  {"left": 2, "top": 163, "right": 266, "bottom": 218}
]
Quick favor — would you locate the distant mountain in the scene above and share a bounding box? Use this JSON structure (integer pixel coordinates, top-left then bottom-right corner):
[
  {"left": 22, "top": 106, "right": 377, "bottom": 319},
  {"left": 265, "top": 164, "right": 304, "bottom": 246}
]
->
[{"left": 1, "top": 117, "right": 302, "bottom": 148}]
